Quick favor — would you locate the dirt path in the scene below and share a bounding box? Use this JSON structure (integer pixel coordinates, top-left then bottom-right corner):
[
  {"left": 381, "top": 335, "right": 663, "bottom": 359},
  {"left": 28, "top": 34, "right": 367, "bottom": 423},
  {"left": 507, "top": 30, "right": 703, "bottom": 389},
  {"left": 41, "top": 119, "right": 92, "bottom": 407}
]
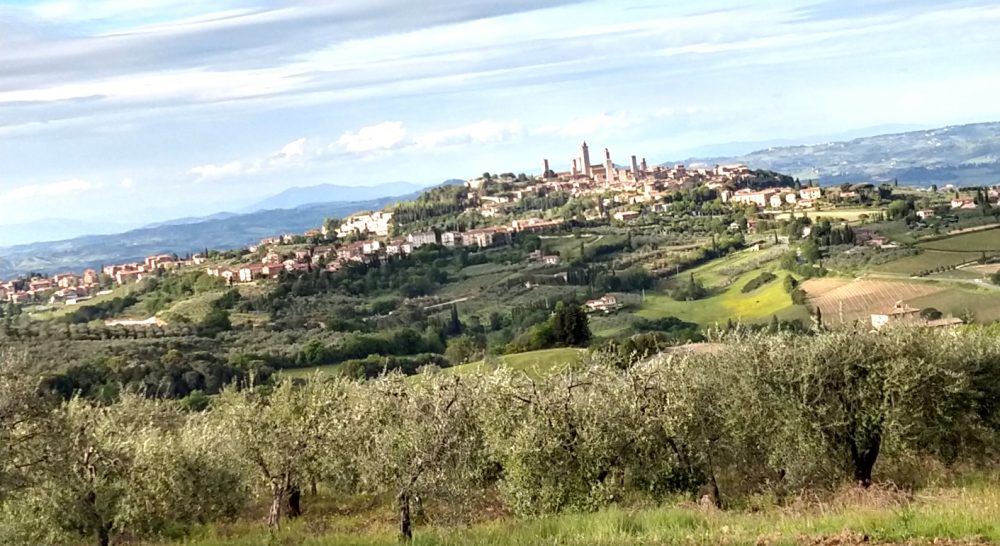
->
[{"left": 423, "top": 297, "right": 472, "bottom": 310}]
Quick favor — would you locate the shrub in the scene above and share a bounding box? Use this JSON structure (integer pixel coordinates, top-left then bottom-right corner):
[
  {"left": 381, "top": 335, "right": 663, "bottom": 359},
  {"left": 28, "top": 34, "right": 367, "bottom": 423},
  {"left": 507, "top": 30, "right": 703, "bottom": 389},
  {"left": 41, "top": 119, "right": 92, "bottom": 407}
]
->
[{"left": 741, "top": 272, "right": 777, "bottom": 293}]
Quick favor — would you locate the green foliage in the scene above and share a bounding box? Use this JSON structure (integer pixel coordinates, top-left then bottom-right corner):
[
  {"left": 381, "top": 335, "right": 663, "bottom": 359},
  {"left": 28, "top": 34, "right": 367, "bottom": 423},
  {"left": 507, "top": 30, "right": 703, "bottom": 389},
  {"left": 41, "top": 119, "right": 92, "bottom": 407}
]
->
[
  {"left": 40, "top": 352, "right": 268, "bottom": 402},
  {"left": 293, "top": 328, "right": 445, "bottom": 370},
  {"left": 670, "top": 273, "right": 709, "bottom": 301},
  {"left": 445, "top": 335, "right": 483, "bottom": 365},
  {"left": 920, "top": 307, "right": 943, "bottom": 320},
  {"left": 800, "top": 239, "right": 821, "bottom": 263},
  {"left": 2, "top": 395, "right": 244, "bottom": 546},
  {"left": 353, "top": 374, "right": 483, "bottom": 540},
  {"left": 0, "top": 354, "right": 57, "bottom": 502},
  {"left": 198, "top": 308, "right": 231, "bottom": 338},
  {"left": 783, "top": 275, "right": 808, "bottom": 305},
  {"left": 550, "top": 303, "right": 591, "bottom": 348},
  {"left": 60, "top": 295, "right": 139, "bottom": 324},
  {"left": 740, "top": 271, "right": 777, "bottom": 293},
  {"left": 780, "top": 251, "right": 827, "bottom": 278},
  {"left": 3, "top": 327, "right": 1000, "bottom": 544},
  {"left": 212, "top": 378, "right": 353, "bottom": 530}
]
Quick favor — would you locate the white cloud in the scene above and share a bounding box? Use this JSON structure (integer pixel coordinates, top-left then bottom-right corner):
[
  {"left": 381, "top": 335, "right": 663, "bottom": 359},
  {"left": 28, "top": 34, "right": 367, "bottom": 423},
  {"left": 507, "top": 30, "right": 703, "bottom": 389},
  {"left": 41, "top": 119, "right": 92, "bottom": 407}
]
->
[
  {"left": 535, "top": 112, "right": 635, "bottom": 138},
  {"left": 120, "top": 177, "right": 135, "bottom": 189},
  {"left": 189, "top": 161, "right": 246, "bottom": 182},
  {"left": 337, "top": 121, "right": 408, "bottom": 154},
  {"left": 415, "top": 120, "right": 523, "bottom": 149},
  {"left": 0, "top": 178, "right": 92, "bottom": 203},
  {"left": 276, "top": 137, "right": 307, "bottom": 160}
]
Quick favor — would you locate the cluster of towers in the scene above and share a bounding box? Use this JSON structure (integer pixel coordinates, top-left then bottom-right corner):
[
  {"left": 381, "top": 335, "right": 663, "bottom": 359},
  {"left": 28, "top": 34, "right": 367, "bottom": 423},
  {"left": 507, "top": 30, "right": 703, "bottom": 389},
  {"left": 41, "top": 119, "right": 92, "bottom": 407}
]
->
[{"left": 542, "top": 142, "right": 648, "bottom": 183}]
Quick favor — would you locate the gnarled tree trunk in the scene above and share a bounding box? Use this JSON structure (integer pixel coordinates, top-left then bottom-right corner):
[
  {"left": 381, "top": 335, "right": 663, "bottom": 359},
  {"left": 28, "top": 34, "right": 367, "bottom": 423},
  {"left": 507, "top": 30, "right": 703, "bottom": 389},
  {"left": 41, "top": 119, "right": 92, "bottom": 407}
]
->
[
  {"left": 848, "top": 432, "right": 881, "bottom": 488},
  {"left": 398, "top": 491, "right": 412, "bottom": 542},
  {"left": 97, "top": 522, "right": 112, "bottom": 546},
  {"left": 267, "top": 483, "right": 285, "bottom": 530},
  {"left": 287, "top": 485, "right": 302, "bottom": 519}
]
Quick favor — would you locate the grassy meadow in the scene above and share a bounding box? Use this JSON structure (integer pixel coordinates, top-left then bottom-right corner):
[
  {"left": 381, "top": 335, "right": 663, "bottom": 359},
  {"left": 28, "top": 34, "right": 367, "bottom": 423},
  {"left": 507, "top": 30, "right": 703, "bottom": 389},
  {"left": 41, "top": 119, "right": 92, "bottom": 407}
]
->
[
  {"left": 920, "top": 227, "right": 1000, "bottom": 252},
  {"left": 908, "top": 288, "right": 1000, "bottom": 323},
  {"left": 873, "top": 250, "right": 983, "bottom": 275},
  {"left": 156, "top": 478, "right": 1000, "bottom": 546},
  {"left": 639, "top": 269, "right": 809, "bottom": 326}
]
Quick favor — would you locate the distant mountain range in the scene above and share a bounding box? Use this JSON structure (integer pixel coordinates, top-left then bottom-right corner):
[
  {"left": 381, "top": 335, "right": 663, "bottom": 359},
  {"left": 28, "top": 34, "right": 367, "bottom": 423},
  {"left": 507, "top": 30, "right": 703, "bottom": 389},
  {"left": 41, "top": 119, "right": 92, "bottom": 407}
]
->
[
  {"left": 0, "top": 218, "right": 135, "bottom": 248},
  {"left": 0, "top": 195, "right": 415, "bottom": 278},
  {"left": 0, "top": 180, "right": 456, "bottom": 248},
  {"left": 681, "top": 121, "right": 1000, "bottom": 186},
  {"left": 243, "top": 181, "right": 453, "bottom": 212}
]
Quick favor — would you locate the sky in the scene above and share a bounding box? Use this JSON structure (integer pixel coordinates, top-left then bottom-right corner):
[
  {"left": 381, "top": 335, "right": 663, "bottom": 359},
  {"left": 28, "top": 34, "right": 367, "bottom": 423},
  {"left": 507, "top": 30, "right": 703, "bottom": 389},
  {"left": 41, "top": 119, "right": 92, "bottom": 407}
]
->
[{"left": 2, "top": 0, "right": 1000, "bottom": 226}]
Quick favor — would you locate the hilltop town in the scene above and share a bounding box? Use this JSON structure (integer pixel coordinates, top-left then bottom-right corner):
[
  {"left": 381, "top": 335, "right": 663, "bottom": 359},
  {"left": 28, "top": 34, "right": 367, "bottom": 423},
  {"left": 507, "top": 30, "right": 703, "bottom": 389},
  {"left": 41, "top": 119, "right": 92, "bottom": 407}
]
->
[{"left": 3, "top": 141, "right": 1000, "bottom": 335}]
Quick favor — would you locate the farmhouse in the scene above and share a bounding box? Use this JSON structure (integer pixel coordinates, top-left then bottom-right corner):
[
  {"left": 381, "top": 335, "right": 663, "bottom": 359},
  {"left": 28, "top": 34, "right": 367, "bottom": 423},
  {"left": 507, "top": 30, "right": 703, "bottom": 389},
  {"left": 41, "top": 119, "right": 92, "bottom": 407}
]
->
[
  {"left": 585, "top": 295, "right": 621, "bottom": 314},
  {"left": 799, "top": 187, "right": 822, "bottom": 200},
  {"left": 238, "top": 264, "right": 265, "bottom": 283},
  {"left": 613, "top": 210, "right": 640, "bottom": 222},
  {"left": 925, "top": 317, "right": 965, "bottom": 329},
  {"left": 870, "top": 301, "right": 921, "bottom": 330}
]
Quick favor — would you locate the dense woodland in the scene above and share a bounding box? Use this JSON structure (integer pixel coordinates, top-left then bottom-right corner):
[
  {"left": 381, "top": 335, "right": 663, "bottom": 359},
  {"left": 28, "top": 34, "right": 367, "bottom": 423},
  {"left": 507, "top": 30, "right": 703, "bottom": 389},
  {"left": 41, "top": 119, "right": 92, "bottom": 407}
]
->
[{"left": 2, "top": 327, "right": 999, "bottom": 546}]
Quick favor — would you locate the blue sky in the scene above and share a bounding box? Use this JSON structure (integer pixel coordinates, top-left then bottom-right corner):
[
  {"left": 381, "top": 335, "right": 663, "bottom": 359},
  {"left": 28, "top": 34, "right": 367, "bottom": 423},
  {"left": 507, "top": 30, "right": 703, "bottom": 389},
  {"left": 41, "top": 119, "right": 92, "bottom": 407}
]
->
[{"left": 1, "top": 0, "right": 999, "bottom": 226}]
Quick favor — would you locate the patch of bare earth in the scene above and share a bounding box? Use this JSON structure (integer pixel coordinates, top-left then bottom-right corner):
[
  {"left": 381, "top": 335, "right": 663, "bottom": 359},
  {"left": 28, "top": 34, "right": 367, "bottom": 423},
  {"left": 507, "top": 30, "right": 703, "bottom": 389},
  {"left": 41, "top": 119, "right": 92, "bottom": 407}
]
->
[
  {"left": 801, "top": 278, "right": 852, "bottom": 298},
  {"left": 792, "top": 535, "right": 990, "bottom": 546},
  {"left": 803, "top": 279, "right": 945, "bottom": 324}
]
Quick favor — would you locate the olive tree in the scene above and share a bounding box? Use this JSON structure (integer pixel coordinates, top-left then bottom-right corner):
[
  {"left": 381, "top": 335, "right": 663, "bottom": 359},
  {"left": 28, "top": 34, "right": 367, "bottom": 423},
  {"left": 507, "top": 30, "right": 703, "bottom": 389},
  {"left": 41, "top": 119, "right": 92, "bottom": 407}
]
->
[
  {"left": 0, "top": 353, "right": 56, "bottom": 501},
  {"left": 3, "top": 394, "right": 240, "bottom": 546},
  {"left": 353, "top": 373, "right": 482, "bottom": 541},
  {"left": 720, "top": 328, "right": 1000, "bottom": 489},
  {"left": 477, "top": 363, "right": 670, "bottom": 514},
  {"left": 212, "top": 376, "right": 354, "bottom": 530}
]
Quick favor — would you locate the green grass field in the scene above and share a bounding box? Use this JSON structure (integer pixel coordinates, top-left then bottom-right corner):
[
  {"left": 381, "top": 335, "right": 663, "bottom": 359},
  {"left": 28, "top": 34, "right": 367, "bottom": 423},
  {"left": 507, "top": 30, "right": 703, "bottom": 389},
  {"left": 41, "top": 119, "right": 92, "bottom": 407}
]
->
[
  {"left": 908, "top": 288, "right": 1000, "bottom": 323},
  {"left": 682, "top": 246, "right": 784, "bottom": 288},
  {"left": 157, "top": 479, "right": 1000, "bottom": 546},
  {"left": 926, "top": 268, "right": 990, "bottom": 282},
  {"left": 872, "top": 227, "right": 1000, "bottom": 276},
  {"left": 639, "top": 270, "right": 809, "bottom": 326},
  {"left": 435, "top": 262, "right": 525, "bottom": 303},
  {"left": 160, "top": 289, "right": 227, "bottom": 322},
  {"left": 442, "top": 348, "right": 585, "bottom": 379},
  {"left": 920, "top": 227, "right": 1000, "bottom": 252},
  {"left": 873, "top": 250, "right": 983, "bottom": 275},
  {"left": 540, "top": 233, "right": 614, "bottom": 260}
]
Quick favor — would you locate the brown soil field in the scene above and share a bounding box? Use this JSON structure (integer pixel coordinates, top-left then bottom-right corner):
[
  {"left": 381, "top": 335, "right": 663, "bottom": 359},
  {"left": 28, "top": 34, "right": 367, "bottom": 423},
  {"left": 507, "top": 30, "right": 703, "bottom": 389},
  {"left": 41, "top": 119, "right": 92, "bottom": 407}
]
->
[
  {"left": 802, "top": 278, "right": 945, "bottom": 324},
  {"left": 967, "top": 264, "right": 1000, "bottom": 275}
]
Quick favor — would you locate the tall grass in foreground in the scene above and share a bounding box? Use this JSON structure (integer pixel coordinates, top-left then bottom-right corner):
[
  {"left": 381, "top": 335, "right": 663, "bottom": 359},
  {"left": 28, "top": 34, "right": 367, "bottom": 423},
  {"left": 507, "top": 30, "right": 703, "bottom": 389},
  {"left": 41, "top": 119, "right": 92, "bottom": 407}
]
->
[{"left": 163, "top": 479, "right": 1000, "bottom": 546}]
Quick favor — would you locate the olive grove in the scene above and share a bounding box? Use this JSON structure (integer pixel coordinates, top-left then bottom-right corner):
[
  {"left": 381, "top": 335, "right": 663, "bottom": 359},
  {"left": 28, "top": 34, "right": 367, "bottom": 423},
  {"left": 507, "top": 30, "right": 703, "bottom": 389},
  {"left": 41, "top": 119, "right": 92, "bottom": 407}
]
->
[{"left": 1, "top": 326, "right": 999, "bottom": 545}]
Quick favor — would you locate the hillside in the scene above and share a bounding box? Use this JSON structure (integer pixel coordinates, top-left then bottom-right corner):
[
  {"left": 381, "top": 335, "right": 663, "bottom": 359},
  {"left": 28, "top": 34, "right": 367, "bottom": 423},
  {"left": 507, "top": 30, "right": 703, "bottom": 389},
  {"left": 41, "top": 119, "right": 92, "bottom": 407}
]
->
[
  {"left": 0, "top": 195, "right": 412, "bottom": 277},
  {"left": 685, "top": 121, "right": 1000, "bottom": 186}
]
